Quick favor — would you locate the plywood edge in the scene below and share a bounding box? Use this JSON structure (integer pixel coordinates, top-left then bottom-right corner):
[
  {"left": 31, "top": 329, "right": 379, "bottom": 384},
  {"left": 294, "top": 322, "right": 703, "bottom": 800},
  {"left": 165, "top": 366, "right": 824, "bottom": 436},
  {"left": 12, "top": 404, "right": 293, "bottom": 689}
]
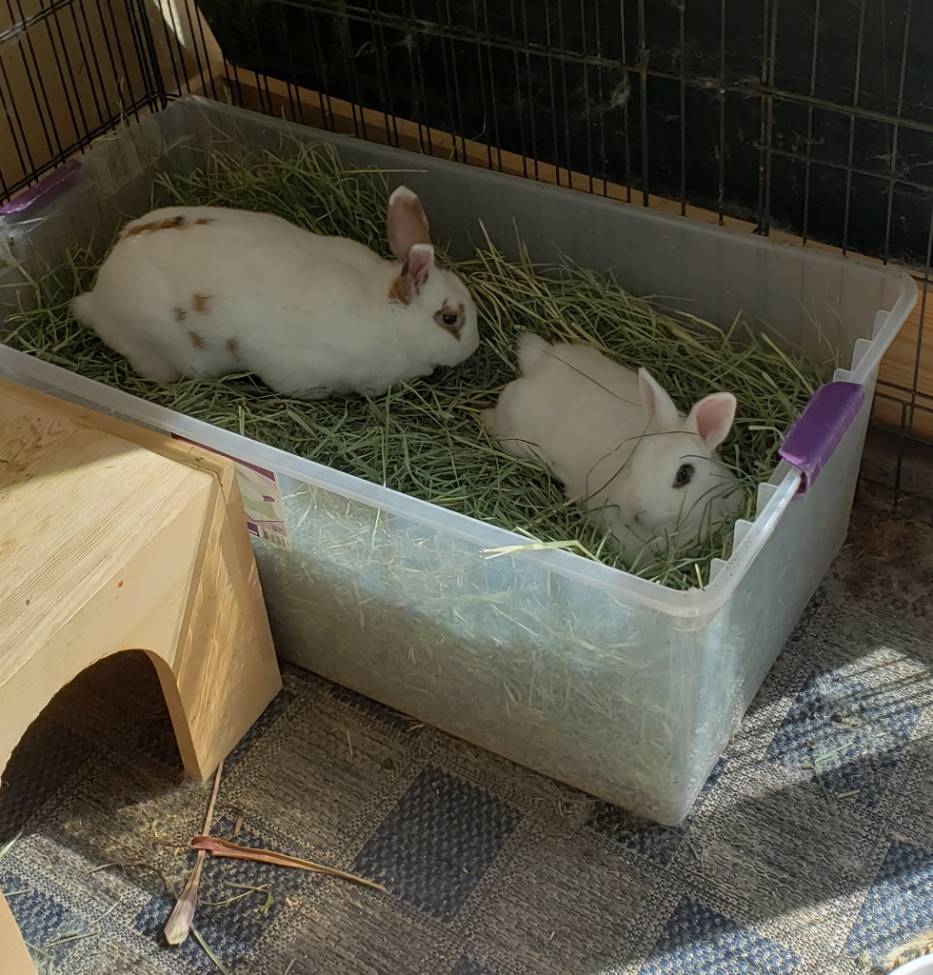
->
[{"left": 0, "top": 379, "right": 238, "bottom": 495}]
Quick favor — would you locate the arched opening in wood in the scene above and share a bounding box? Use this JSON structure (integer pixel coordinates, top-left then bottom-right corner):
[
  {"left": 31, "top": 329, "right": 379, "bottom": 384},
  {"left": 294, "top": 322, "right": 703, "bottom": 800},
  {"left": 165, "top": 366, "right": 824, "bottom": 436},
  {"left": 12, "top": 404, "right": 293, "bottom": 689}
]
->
[{"left": 0, "top": 651, "right": 189, "bottom": 975}]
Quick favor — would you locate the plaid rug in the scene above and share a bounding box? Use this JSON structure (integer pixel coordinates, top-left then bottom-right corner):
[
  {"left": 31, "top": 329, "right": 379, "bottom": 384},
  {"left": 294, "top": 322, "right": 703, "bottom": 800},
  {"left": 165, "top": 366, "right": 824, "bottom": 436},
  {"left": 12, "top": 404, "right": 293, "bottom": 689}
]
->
[{"left": 1, "top": 460, "right": 930, "bottom": 975}]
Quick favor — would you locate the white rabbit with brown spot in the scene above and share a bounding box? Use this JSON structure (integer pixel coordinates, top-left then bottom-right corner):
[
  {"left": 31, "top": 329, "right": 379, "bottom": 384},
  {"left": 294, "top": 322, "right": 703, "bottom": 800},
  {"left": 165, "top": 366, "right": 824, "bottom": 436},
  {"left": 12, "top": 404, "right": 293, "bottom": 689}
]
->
[
  {"left": 482, "top": 333, "right": 742, "bottom": 559},
  {"left": 72, "top": 186, "right": 479, "bottom": 398}
]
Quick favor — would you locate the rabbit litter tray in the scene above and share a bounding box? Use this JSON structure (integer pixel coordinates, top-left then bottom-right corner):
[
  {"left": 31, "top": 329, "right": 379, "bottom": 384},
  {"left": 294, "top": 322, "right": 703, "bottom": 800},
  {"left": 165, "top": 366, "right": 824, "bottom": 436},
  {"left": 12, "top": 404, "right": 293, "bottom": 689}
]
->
[{"left": 0, "top": 97, "right": 916, "bottom": 825}]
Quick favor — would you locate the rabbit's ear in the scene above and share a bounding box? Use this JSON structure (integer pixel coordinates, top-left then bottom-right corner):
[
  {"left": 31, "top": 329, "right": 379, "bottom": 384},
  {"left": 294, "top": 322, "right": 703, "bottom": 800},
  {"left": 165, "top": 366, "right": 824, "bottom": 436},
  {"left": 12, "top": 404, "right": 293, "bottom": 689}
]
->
[
  {"left": 687, "top": 392, "right": 737, "bottom": 449},
  {"left": 388, "top": 244, "right": 435, "bottom": 304},
  {"left": 387, "top": 186, "right": 431, "bottom": 260},
  {"left": 637, "top": 368, "right": 680, "bottom": 427}
]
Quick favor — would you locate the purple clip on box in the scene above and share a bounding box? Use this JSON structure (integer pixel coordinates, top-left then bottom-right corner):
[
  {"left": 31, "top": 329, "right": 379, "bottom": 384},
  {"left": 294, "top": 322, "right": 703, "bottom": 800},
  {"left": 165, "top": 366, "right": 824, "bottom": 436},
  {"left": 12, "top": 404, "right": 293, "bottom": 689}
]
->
[
  {"left": 779, "top": 381, "right": 865, "bottom": 494},
  {"left": 0, "top": 159, "right": 82, "bottom": 218}
]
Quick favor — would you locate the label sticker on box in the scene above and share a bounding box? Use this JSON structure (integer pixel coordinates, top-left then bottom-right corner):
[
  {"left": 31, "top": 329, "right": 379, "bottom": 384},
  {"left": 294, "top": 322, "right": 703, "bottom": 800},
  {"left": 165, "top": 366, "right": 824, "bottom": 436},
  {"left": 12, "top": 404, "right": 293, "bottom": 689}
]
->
[{"left": 172, "top": 434, "right": 289, "bottom": 549}]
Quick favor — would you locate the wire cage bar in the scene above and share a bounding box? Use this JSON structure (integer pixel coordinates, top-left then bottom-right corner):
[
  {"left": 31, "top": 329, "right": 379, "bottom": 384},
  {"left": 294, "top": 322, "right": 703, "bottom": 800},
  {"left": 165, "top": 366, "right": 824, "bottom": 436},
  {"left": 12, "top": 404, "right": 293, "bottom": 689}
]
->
[{"left": 0, "top": 0, "right": 931, "bottom": 497}]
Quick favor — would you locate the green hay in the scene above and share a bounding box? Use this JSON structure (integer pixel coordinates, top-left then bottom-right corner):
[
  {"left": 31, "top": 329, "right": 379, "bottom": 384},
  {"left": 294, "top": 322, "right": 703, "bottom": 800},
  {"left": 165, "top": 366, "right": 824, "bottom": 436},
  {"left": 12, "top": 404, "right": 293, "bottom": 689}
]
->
[{"left": 2, "top": 141, "right": 828, "bottom": 591}]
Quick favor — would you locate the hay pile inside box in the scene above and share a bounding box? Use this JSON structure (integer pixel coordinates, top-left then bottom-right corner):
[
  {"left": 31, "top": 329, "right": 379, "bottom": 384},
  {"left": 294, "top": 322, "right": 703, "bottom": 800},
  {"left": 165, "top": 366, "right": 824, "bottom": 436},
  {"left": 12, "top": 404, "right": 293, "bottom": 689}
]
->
[
  {"left": 0, "top": 98, "right": 913, "bottom": 823},
  {"left": 5, "top": 141, "right": 825, "bottom": 587}
]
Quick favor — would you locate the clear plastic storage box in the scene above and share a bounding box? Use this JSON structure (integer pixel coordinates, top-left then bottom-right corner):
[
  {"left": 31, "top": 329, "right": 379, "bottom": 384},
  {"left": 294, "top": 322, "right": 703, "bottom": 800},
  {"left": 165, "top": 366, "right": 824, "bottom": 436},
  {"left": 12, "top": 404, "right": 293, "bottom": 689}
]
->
[{"left": 0, "top": 98, "right": 915, "bottom": 824}]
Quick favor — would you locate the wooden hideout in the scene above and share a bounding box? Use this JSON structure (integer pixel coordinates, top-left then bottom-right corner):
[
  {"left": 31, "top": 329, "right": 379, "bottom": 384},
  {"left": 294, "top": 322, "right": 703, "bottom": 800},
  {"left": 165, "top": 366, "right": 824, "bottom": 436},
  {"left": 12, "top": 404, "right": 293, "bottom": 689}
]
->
[{"left": 0, "top": 378, "right": 282, "bottom": 975}]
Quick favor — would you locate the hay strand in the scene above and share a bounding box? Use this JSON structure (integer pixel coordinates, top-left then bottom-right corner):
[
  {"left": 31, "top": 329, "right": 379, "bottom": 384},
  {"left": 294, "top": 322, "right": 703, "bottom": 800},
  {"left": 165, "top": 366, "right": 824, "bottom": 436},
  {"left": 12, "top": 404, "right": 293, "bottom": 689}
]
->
[{"left": 190, "top": 836, "right": 385, "bottom": 891}]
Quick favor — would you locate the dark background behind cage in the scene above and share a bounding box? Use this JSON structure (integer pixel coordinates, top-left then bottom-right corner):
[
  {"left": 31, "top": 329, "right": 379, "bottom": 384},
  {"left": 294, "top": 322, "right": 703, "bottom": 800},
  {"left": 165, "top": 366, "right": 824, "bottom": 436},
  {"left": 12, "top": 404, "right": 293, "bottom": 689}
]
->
[{"left": 196, "top": 0, "right": 933, "bottom": 268}]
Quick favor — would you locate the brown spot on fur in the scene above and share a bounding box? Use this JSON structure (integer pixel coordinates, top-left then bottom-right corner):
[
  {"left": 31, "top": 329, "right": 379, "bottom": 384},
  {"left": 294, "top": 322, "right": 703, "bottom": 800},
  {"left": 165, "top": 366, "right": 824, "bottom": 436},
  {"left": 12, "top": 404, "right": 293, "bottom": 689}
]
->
[
  {"left": 226, "top": 336, "right": 241, "bottom": 360},
  {"left": 388, "top": 274, "right": 410, "bottom": 305},
  {"left": 388, "top": 251, "right": 427, "bottom": 305},
  {"left": 173, "top": 306, "right": 187, "bottom": 322},
  {"left": 192, "top": 293, "right": 210, "bottom": 314},
  {"left": 188, "top": 330, "right": 206, "bottom": 349},
  {"left": 125, "top": 215, "right": 187, "bottom": 237},
  {"left": 194, "top": 217, "right": 213, "bottom": 225}
]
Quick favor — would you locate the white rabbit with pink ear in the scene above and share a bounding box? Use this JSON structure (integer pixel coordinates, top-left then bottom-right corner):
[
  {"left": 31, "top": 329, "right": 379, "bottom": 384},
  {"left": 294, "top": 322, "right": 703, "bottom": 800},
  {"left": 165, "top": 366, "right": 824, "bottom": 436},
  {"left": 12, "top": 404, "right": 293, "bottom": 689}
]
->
[
  {"left": 72, "top": 185, "right": 479, "bottom": 398},
  {"left": 483, "top": 333, "right": 742, "bottom": 559}
]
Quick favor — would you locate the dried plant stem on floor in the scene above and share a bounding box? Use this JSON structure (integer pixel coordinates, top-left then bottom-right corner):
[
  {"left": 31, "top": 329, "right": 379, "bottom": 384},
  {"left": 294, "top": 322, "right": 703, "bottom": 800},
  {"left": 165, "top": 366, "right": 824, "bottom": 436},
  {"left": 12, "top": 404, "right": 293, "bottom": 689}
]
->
[
  {"left": 190, "top": 926, "right": 233, "bottom": 975},
  {"left": 0, "top": 830, "right": 20, "bottom": 863},
  {"left": 190, "top": 835, "right": 386, "bottom": 891},
  {"left": 163, "top": 759, "right": 224, "bottom": 946}
]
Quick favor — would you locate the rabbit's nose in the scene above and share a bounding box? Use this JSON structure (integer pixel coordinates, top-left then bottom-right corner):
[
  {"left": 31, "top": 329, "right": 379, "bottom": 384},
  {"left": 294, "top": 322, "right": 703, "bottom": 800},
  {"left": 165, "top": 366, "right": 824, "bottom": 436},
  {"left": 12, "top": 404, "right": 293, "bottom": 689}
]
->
[{"left": 632, "top": 509, "right": 647, "bottom": 524}]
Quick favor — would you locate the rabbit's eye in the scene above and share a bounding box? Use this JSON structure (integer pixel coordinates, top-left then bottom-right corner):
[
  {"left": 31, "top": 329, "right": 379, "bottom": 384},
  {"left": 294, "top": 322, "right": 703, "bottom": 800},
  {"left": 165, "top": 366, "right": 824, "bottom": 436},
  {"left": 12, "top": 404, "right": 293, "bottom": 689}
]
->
[
  {"left": 673, "top": 463, "right": 694, "bottom": 488},
  {"left": 434, "top": 306, "right": 465, "bottom": 338}
]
